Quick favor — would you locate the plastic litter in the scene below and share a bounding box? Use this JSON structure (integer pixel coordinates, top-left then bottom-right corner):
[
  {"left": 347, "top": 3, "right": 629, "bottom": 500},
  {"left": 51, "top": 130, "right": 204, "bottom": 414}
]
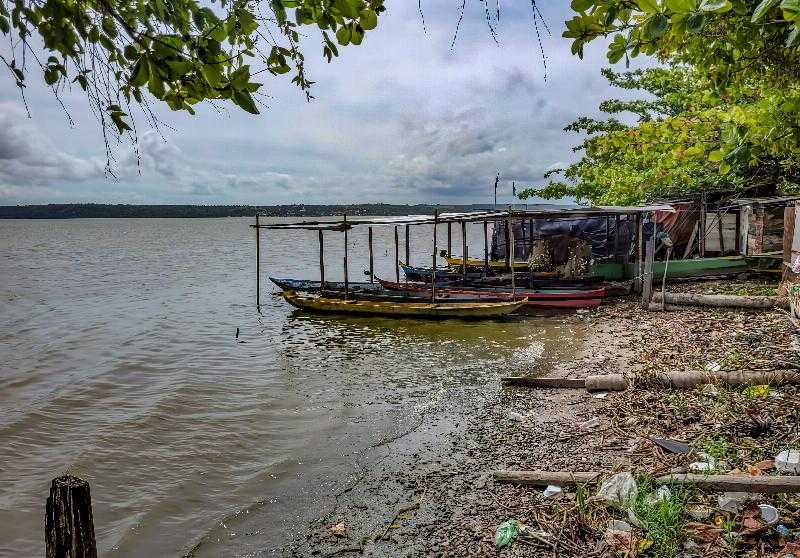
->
[
  {"left": 689, "top": 452, "right": 717, "bottom": 472},
  {"left": 495, "top": 519, "right": 521, "bottom": 549},
  {"left": 578, "top": 417, "right": 601, "bottom": 430},
  {"left": 718, "top": 492, "right": 750, "bottom": 513},
  {"left": 542, "top": 485, "right": 562, "bottom": 499},
  {"left": 775, "top": 449, "right": 800, "bottom": 474},
  {"left": 651, "top": 437, "right": 690, "bottom": 454},
  {"left": 646, "top": 486, "right": 672, "bottom": 505},
  {"left": 759, "top": 504, "right": 779, "bottom": 525},
  {"left": 592, "top": 392, "right": 608, "bottom": 399},
  {"left": 597, "top": 472, "right": 637, "bottom": 506},
  {"left": 705, "top": 361, "right": 721, "bottom": 373},
  {"left": 507, "top": 411, "right": 526, "bottom": 422},
  {"left": 776, "top": 524, "right": 791, "bottom": 537}
]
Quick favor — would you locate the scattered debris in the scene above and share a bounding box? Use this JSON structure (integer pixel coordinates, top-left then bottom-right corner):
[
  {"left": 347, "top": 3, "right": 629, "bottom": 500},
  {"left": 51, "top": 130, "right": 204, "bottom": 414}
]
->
[
  {"left": 651, "top": 437, "right": 690, "bottom": 454},
  {"left": 506, "top": 411, "right": 526, "bottom": 422},
  {"left": 597, "top": 472, "right": 637, "bottom": 506},
  {"left": 542, "top": 485, "right": 562, "bottom": 499},
  {"left": 759, "top": 503, "right": 779, "bottom": 524},
  {"left": 494, "top": 519, "right": 521, "bottom": 549},
  {"left": 777, "top": 449, "right": 800, "bottom": 474},
  {"left": 689, "top": 452, "right": 717, "bottom": 473},
  {"left": 578, "top": 416, "right": 601, "bottom": 430},
  {"left": 328, "top": 522, "right": 346, "bottom": 538},
  {"left": 718, "top": 492, "right": 750, "bottom": 513},
  {"left": 701, "top": 383, "right": 719, "bottom": 397}
]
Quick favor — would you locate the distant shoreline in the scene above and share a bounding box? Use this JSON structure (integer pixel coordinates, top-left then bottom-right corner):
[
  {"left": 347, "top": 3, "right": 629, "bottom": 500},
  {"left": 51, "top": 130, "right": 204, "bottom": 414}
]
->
[{"left": 0, "top": 203, "right": 522, "bottom": 219}]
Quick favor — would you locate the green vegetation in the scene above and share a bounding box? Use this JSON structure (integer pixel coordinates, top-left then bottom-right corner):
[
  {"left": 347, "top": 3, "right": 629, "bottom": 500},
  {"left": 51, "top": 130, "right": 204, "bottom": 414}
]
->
[
  {"left": 1, "top": 0, "right": 384, "bottom": 152},
  {"left": 521, "top": 0, "right": 800, "bottom": 205},
  {"left": 631, "top": 477, "right": 689, "bottom": 558}
]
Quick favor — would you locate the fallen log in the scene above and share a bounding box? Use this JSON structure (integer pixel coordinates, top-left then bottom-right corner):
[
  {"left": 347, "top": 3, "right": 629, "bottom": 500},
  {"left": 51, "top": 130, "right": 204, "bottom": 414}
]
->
[
  {"left": 501, "top": 377, "right": 586, "bottom": 389},
  {"left": 655, "top": 473, "right": 800, "bottom": 494},
  {"left": 641, "top": 370, "right": 800, "bottom": 389},
  {"left": 494, "top": 470, "right": 800, "bottom": 493},
  {"left": 584, "top": 374, "right": 629, "bottom": 392},
  {"left": 652, "top": 292, "right": 787, "bottom": 309}
]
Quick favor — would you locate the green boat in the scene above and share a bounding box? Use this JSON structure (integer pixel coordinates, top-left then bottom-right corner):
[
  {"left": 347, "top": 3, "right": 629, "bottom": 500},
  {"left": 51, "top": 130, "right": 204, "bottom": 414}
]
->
[{"left": 591, "top": 255, "right": 751, "bottom": 281}]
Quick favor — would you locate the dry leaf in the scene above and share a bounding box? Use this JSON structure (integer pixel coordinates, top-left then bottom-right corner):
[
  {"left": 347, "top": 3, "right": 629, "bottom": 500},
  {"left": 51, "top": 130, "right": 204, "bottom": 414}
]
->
[{"left": 328, "top": 522, "right": 346, "bottom": 538}]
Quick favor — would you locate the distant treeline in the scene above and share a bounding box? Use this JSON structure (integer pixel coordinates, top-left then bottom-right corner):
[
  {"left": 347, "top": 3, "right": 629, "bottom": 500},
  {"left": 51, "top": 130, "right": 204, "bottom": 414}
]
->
[{"left": 0, "top": 203, "right": 497, "bottom": 219}]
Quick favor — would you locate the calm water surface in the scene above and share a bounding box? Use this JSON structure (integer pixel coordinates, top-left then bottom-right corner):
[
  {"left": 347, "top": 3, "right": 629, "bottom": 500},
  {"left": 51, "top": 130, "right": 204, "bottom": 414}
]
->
[{"left": 0, "top": 217, "right": 584, "bottom": 556}]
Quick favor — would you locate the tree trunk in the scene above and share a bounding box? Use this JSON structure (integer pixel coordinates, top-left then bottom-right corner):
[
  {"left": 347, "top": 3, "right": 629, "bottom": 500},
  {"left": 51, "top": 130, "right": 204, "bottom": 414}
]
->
[{"left": 652, "top": 291, "right": 787, "bottom": 309}]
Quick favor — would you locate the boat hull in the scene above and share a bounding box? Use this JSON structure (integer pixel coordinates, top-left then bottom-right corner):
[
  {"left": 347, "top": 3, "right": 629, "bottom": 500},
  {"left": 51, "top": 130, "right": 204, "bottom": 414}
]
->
[
  {"left": 281, "top": 290, "right": 527, "bottom": 319},
  {"left": 376, "top": 278, "right": 605, "bottom": 300},
  {"left": 270, "top": 277, "right": 382, "bottom": 292}
]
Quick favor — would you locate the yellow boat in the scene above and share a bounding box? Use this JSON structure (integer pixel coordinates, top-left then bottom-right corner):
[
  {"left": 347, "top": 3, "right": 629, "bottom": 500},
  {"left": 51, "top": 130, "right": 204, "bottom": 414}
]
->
[
  {"left": 445, "top": 256, "right": 530, "bottom": 271},
  {"left": 281, "top": 290, "right": 527, "bottom": 319}
]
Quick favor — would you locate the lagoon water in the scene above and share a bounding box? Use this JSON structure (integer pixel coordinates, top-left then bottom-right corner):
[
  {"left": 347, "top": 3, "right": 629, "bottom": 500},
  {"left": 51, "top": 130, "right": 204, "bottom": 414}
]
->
[{"left": 0, "top": 217, "right": 582, "bottom": 556}]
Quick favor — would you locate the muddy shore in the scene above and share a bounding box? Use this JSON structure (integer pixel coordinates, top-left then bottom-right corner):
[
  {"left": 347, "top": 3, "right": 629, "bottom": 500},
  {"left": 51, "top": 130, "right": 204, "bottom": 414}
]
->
[{"left": 289, "top": 281, "right": 799, "bottom": 558}]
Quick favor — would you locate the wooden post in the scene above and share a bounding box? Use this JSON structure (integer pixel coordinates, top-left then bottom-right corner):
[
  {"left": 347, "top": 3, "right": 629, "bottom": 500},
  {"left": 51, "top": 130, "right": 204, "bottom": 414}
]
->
[
  {"left": 735, "top": 210, "right": 742, "bottom": 254},
  {"left": 641, "top": 224, "right": 655, "bottom": 309},
  {"left": 405, "top": 224, "right": 410, "bottom": 267},
  {"left": 634, "top": 213, "right": 643, "bottom": 292},
  {"left": 343, "top": 215, "right": 349, "bottom": 298},
  {"left": 699, "top": 195, "right": 707, "bottom": 258},
  {"left": 461, "top": 221, "right": 467, "bottom": 283},
  {"left": 368, "top": 226, "right": 374, "bottom": 283},
  {"left": 447, "top": 222, "right": 452, "bottom": 258},
  {"left": 504, "top": 219, "right": 511, "bottom": 271},
  {"left": 255, "top": 214, "right": 261, "bottom": 308},
  {"left": 394, "top": 226, "right": 400, "bottom": 282},
  {"left": 614, "top": 215, "right": 621, "bottom": 263},
  {"left": 483, "top": 220, "right": 489, "bottom": 275},
  {"left": 605, "top": 215, "right": 611, "bottom": 257},
  {"left": 45, "top": 475, "right": 97, "bottom": 558},
  {"left": 509, "top": 211, "right": 516, "bottom": 299},
  {"left": 432, "top": 211, "right": 438, "bottom": 302},
  {"left": 318, "top": 229, "right": 325, "bottom": 287},
  {"left": 717, "top": 210, "right": 725, "bottom": 254}
]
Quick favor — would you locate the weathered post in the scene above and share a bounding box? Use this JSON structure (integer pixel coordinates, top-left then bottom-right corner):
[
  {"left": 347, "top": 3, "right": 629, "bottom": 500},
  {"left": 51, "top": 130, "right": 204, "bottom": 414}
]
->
[
  {"left": 461, "top": 221, "right": 467, "bottom": 283},
  {"left": 45, "top": 475, "right": 97, "bottom": 558},
  {"left": 634, "top": 213, "right": 643, "bottom": 293},
  {"left": 405, "top": 224, "right": 410, "bottom": 267},
  {"left": 394, "top": 226, "right": 400, "bottom": 282},
  {"left": 447, "top": 222, "right": 452, "bottom": 258},
  {"left": 368, "top": 226, "right": 374, "bottom": 283},
  {"left": 318, "top": 229, "right": 325, "bottom": 287},
  {"left": 642, "top": 223, "right": 655, "bottom": 309},
  {"left": 255, "top": 214, "right": 260, "bottom": 308},
  {"left": 509, "top": 210, "right": 516, "bottom": 299},
  {"left": 504, "top": 219, "right": 511, "bottom": 271},
  {"left": 343, "top": 215, "right": 349, "bottom": 299},
  {"left": 432, "top": 211, "right": 438, "bottom": 302},
  {"left": 483, "top": 220, "right": 489, "bottom": 275}
]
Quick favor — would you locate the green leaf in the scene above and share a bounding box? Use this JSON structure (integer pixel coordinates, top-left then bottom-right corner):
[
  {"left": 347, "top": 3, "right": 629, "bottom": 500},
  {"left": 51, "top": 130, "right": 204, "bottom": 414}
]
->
[
  {"left": 44, "top": 68, "right": 58, "bottom": 85},
  {"left": 335, "top": 24, "right": 351, "bottom": 45},
  {"left": 0, "top": 15, "right": 9, "bottom": 33},
  {"left": 101, "top": 16, "right": 117, "bottom": 39},
  {"left": 130, "top": 57, "right": 150, "bottom": 86},
  {"left": 233, "top": 89, "right": 259, "bottom": 114},
  {"left": 571, "top": 0, "right": 594, "bottom": 11},
  {"left": 708, "top": 149, "right": 724, "bottom": 162},
  {"left": 752, "top": 0, "right": 780, "bottom": 21},
  {"left": 359, "top": 9, "right": 377, "bottom": 30},
  {"left": 699, "top": 0, "right": 732, "bottom": 12},
  {"left": 643, "top": 13, "right": 669, "bottom": 38},
  {"left": 124, "top": 44, "right": 138, "bottom": 61},
  {"left": 665, "top": 0, "right": 696, "bottom": 12},
  {"left": 635, "top": 0, "right": 660, "bottom": 14},
  {"left": 786, "top": 24, "right": 800, "bottom": 45},
  {"left": 686, "top": 11, "right": 706, "bottom": 31},
  {"left": 782, "top": 0, "right": 800, "bottom": 21}
]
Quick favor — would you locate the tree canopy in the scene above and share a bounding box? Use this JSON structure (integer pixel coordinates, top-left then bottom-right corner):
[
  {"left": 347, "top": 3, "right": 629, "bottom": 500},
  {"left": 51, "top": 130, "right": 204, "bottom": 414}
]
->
[
  {"left": 0, "top": 0, "right": 384, "bottom": 163},
  {"left": 521, "top": 0, "right": 800, "bottom": 205}
]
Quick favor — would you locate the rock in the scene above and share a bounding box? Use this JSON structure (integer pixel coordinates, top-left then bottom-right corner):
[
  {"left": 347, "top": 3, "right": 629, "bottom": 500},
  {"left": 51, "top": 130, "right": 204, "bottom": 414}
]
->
[
  {"left": 718, "top": 492, "right": 750, "bottom": 513},
  {"left": 607, "top": 519, "right": 632, "bottom": 532},
  {"left": 775, "top": 449, "right": 800, "bottom": 474}
]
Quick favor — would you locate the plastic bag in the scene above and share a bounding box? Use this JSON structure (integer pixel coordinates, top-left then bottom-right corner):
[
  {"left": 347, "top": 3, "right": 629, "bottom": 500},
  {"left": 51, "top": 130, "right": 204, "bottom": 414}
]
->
[
  {"left": 495, "top": 519, "right": 521, "bottom": 549},
  {"left": 597, "top": 472, "right": 637, "bottom": 506}
]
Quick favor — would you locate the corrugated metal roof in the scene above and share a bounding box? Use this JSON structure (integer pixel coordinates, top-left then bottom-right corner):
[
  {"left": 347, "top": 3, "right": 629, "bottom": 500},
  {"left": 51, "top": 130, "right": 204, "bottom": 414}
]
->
[
  {"left": 255, "top": 205, "right": 672, "bottom": 230},
  {"left": 726, "top": 196, "right": 800, "bottom": 207}
]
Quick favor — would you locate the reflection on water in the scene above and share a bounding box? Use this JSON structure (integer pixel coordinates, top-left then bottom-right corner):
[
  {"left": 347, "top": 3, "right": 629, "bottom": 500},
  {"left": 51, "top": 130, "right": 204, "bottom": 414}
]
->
[{"left": 0, "top": 217, "right": 584, "bottom": 556}]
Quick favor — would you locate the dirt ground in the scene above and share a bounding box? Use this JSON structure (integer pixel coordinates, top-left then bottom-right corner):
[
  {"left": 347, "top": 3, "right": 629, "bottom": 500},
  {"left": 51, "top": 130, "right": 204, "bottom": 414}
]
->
[{"left": 289, "top": 280, "right": 800, "bottom": 558}]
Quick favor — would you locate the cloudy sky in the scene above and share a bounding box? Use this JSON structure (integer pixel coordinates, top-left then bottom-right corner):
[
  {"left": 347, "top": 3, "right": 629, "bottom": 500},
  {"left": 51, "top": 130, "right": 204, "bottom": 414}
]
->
[{"left": 0, "top": 2, "right": 640, "bottom": 205}]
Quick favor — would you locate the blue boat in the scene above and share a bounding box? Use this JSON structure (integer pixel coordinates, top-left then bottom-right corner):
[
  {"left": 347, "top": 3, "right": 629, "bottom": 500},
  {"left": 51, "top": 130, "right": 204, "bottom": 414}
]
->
[{"left": 270, "top": 277, "right": 383, "bottom": 293}]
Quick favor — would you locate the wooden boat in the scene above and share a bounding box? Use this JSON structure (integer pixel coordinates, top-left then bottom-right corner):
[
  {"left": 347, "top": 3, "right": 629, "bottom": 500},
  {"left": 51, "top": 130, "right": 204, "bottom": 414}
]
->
[
  {"left": 281, "top": 290, "right": 528, "bottom": 319},
  {"left": 400, "top": 263, "right": 605, "bottom": 289},
  {"left": 377, "top": 278, "right": 605, "bottom": 300},
  {"left": 445, "top": 256, "right": 531, "bottom": 271},
  {"left": 270, "top": 277, "right": 382, "bottom": 292}
]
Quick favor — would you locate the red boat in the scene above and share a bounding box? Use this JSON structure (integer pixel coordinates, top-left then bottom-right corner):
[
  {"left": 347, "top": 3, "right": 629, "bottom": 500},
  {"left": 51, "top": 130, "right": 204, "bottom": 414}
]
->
[{"left": 376, "top": 278, "right": 604, "bottom": 309}]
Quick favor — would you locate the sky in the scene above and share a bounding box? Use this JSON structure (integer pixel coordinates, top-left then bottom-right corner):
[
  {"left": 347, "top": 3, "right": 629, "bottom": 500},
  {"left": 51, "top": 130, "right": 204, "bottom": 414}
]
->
[{"left": 0, "top": 2, "right": 640, "bottom": 206}]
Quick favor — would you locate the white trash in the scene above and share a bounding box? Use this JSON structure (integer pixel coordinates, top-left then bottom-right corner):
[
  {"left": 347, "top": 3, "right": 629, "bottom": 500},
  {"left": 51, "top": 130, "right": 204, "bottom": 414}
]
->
[
  {"left": 507, "top": 411, "right": 526, "bottom": 422},
  {"left": 597, "top": 472, "right": 637, "bottom": 506},
  {"left": 759, "top": 504, "right": 779, "bottom": 525},
  {"left": 775, "top": 449, "right": 800, "bottom": 474},
  {"left": 542, "top": 485, "right": 562, "bottom": 499},
  {"left": 689, "top": 452, "right": 717, "bottom": 472},
  {"left": 718, "top": 492, "right": 749, "bottom": 513},
  {"left": 579, "top": 417, "right": 601, "bottom": 430}
]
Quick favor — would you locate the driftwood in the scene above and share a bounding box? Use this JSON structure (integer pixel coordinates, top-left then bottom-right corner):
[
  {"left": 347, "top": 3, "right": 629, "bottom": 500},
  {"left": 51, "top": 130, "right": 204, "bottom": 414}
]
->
[
  {"left": 494, "top": 470, "right": 800, "bottom": 494},
  {"left": 45, "top": 476, "right": 97, "bottom": 558},
  {"left": 652, "top": 292, "right": 788, "bottom": 309}
]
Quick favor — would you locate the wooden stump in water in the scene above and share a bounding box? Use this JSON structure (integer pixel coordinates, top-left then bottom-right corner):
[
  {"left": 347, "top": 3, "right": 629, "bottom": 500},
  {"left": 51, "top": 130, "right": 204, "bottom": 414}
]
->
[{"left": 45, "top": 475, "right": 97, "bottom": 558}]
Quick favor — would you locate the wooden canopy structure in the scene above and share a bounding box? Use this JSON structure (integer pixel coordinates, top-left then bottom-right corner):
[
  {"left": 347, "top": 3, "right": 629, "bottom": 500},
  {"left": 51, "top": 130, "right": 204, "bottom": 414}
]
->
[{"left": 251, "top": 205, "right": 672, "bottom": 308}]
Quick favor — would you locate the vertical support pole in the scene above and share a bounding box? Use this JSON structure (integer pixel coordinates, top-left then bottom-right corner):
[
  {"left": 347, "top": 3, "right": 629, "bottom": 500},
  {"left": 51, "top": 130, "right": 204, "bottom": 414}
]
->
[
  {"left": 394, "top": 226, "right": 400, "bottom": 282},
  {"left": 318, "top": 229, "right": 325, "bottom": 287},
  {"left": 735, "top": 210, "right": 742, "bottom": 254},
  {"left": 46, "top": 475, "right": 97, "bottom": 558},
  {"left": 508, "top": 211, "right": 516, "bottom": 299},
  {"left": 717, "top": 210, "right": 724, "bottom": 254},
  {"left": 504, "top": 219, "right": 511, "bottom": 271},
  {"left": 447, "top": 222, "right": 452, "bottom": 258},
  {"left": 405, "top": 224, "right": 410, "bottom": 267},
  {"left": 432, "top": 210, "right": 438, "bottom": 302},
  {"left": 343, "top": 215, "right": 349, "bottom": 299},
  {"left": 614, "top": 215, "right": 621, "bottom": 263},
  {"left": 461, "top": 220, "right": 467, "bottom": 283},
  {"left": 699, "top": 195, "right": 707, "bottom": 258},
  {"left": 634, "top": 213, "right": 643, "bottom": 292},
  {"left": 605, "top": 215, "right": 611, "bottom": 257},
  {"left": 368, "top": 226, "right": 374, "bottom": 283},
  {"left": 255, "top": 214, "right": 260, "bottom": 308},
  {"left": 641, "top": 222, "right": 655, "bottom": 309},
  {"left": 483, "top": 220, "right": 489, "bottom": 275}
]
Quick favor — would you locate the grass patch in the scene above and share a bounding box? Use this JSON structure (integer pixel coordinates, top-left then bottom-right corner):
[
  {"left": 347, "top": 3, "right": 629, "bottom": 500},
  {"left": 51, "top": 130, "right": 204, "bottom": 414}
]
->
[
  {"left": 631, "top": 477, "right": 690, "bottom": 558},
  {"left": 700, "top": 435, "right": 738, "bottom": 464}
]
